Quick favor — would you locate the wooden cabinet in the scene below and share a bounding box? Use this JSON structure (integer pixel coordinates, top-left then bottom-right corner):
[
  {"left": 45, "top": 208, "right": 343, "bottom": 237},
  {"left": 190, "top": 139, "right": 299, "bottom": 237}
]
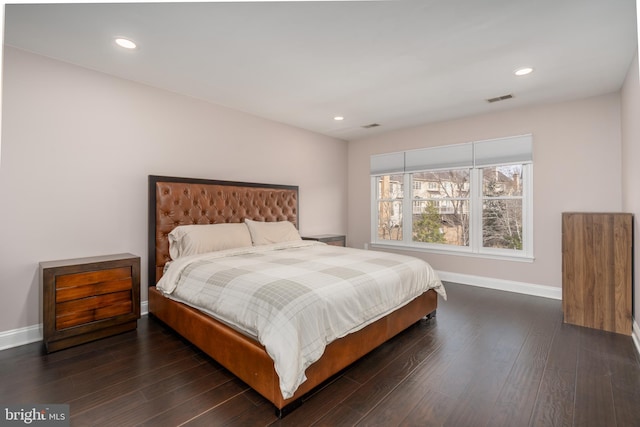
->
[
  {"left": 562, "top": 213, "right": 632, "bottom": 335},
  {"left": 41, "top": 253, "right": 140, "bottom": 352},
  {"left": 302, "top": 234, "right": 346, "bottom": 247}
]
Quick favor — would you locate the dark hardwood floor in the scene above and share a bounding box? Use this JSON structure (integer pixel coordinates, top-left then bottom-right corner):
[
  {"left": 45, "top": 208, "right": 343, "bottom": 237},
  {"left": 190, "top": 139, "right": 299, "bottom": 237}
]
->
[{"left": 1, "top": 282, "right": 639, "bottom": 426}]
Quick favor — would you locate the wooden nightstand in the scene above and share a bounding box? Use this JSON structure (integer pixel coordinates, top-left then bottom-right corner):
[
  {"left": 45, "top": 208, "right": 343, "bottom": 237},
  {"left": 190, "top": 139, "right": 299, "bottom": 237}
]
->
[
  {"left": 302, "top": 234, "right": 346, "bottom": 247},
  {"left": 41, "top": 253, "right": 140, "bottom": 353}
]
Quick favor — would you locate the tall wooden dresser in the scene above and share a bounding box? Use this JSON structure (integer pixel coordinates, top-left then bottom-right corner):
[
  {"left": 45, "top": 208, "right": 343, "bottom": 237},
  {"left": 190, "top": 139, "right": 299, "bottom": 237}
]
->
[
  {"left": 41, "top": 253, "right": 140, "bottom": 352},
  {"left": 561, "top": 212, "right": 633, "bottom": 335}
]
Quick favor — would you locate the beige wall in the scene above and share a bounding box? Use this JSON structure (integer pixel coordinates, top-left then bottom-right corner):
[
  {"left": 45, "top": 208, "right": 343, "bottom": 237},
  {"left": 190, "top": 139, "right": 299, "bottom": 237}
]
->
[
  {"left": 348, "top": 93, "right": 622, "bottom": 289},
  {"left": 0, "top": 47, "right": 348, "bottom": 333},
  {"left": 621, "top": 51, "right": 640, "bottom": 321}
]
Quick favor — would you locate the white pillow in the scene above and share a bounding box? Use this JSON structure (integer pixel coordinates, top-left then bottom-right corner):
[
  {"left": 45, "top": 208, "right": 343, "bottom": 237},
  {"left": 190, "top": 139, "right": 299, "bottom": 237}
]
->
[
  {"left": 168, "top": 223, "right": 252, "bottom": 259},
  {"left": 244, "top": 219, "right": 302, "bottom": 245}
]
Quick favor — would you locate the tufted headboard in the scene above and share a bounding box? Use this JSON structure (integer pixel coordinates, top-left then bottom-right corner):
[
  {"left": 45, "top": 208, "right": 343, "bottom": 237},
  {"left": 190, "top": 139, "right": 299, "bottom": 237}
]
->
[{"left": 148, "top": 175, "right": 299, "bottom": 285}]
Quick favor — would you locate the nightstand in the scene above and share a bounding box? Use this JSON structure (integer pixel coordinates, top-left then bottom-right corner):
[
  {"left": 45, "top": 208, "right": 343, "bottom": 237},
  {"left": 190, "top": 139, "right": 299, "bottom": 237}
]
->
[
  {"left": 41, "top": 253, "right": 140, "bottom": 353},
  {"left": 302, "top": 234, "right": 346, "bottom": 247}
]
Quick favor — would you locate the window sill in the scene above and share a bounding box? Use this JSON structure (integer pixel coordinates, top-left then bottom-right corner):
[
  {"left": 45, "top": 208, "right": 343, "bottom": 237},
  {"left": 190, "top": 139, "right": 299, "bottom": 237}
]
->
[{"left": 369, "top": 242, "right": 535, "bottom": 263}]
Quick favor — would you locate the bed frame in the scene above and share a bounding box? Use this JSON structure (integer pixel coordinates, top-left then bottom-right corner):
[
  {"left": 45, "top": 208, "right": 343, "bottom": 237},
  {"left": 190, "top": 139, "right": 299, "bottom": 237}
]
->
[{"left": 147, "top": 175, "right": 438, "bottom": 416}]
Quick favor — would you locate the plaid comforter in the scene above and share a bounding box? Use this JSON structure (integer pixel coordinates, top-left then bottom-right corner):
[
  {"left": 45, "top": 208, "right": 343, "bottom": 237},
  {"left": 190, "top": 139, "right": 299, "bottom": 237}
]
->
[{"left": 157, "top": 240, "right": 445, "bottom": 399}]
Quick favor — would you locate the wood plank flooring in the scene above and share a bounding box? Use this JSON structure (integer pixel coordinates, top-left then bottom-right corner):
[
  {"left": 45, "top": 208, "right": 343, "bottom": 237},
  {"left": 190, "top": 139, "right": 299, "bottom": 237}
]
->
[{"left": 1, "top": 282, "right": 639, "bottom": 426}]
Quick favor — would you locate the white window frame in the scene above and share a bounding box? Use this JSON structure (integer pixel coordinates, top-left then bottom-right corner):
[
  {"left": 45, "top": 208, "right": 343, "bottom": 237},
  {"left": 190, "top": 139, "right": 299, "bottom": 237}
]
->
[{"left": 370, "top": 136, "right": 534, "bottom": 262}]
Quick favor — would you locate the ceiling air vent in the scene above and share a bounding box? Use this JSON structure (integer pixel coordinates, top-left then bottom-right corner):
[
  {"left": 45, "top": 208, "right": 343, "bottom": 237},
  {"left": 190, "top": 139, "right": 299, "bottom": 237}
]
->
[
  {"left": 362, "top": 123, "right": 381, "bottom": 129},
  {"left": 486, "top": 94, "right": 514, "bottom": 103}
]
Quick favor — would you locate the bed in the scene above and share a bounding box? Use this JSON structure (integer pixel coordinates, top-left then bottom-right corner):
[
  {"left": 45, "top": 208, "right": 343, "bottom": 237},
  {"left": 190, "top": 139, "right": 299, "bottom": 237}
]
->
[{"left": 147, "top": 175, "right": 444, "bottom": 416}]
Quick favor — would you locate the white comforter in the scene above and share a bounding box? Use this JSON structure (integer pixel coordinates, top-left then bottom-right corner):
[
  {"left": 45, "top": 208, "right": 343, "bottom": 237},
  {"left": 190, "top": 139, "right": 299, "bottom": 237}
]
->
[{"left": 157, "top": 241, "right": 445, "bottom": 398}]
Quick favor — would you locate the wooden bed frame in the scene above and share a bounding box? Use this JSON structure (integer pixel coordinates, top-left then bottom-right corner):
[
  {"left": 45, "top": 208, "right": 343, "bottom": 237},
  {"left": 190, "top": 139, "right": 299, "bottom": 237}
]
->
[{"left": 147, "top": 175, "right": 438, "bottom": 416}]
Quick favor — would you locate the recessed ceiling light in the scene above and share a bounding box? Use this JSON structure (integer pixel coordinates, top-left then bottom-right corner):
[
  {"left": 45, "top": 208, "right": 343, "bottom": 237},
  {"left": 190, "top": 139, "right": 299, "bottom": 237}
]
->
[
  {"left": 514, "top": 67, "right": 533, "bottom": 76},
  {"left": 115, "top": 38, "right": 137, "bottom": 49},
  {"left": 334, "top": 116, "right": 344, "bottom": 121}
]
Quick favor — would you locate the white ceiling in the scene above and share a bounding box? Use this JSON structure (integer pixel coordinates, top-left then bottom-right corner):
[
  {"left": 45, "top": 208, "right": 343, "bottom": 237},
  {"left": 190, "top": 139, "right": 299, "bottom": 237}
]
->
[{"left": 4, "top": 1, "right": 638, "bottom": 141}]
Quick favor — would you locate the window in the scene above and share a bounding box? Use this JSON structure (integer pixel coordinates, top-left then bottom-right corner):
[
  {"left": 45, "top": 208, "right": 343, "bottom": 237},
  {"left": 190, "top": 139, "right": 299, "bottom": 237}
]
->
[
  {"left": 482, "top": 165, "right": 524, "bottom": 250},
  {"left": 412, "top": 169, "right": 470, "bottom": 246},
  {"left": 370, "top": 135, "right": 533, "bottom": 260},
  {"left": 375, "top": 174, "right": 403, "bottom": 241},
  {"left": 427, "top": 181, "right": 439, "bottom": 191}
]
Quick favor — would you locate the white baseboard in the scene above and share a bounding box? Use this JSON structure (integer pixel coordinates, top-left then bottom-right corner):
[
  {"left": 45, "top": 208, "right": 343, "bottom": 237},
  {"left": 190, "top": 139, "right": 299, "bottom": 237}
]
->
[
  {"left": 141, "top": 300, "right": 148, "bottom": 316},
  {"left": 0, "top": 300, "right": 150, "bottom": 352},
  {"left": 0, "top": 324, "right": 43, "bottom": 351},
  {"left": 437, "top": 270, "right": 562, "bottom": 300},
  {"left": 633, "top": 321, "right": 640, "bottom": 358}
]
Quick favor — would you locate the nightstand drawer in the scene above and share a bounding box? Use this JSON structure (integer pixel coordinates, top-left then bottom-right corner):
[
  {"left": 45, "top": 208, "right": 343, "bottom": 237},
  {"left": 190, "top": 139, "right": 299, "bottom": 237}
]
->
[
  {"left": 41, "top": 253, "right": 140, "bottom": 352},
  {"left": 55, "top": 267, "right": 133, "bottom": 302},
  {"left": 56, "top": 291, "right": 133, "bottom": 329},
  {"left": 302, "top": 234, "right": 346, "bottom": 247}
]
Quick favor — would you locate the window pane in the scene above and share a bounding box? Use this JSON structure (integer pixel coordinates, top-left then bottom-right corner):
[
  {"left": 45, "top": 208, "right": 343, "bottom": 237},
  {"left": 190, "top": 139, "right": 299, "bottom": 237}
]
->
[
  {"left": 482, "top": 165, "right": 523, "bottom": 197},
  {"left": 413, "top": 170, "right": 470, "bottom": 199},
  {"left": 377, "top": 175, "right": 404, "bottom": 199},
  {"left": 413, "top": 200, "right": 469, "bottom": 246},
  {"left": 482, "top": 199, "right": 523, "bottom": 250},
  {"left": 377, "top": 201, "right": 403, "bottom": 241}
]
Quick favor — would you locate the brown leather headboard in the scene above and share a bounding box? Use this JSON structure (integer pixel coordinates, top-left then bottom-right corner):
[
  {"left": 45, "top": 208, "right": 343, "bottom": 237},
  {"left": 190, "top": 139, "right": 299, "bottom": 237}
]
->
[{"left": 148, "top": 175, "right": 299, "bottom": 285}]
